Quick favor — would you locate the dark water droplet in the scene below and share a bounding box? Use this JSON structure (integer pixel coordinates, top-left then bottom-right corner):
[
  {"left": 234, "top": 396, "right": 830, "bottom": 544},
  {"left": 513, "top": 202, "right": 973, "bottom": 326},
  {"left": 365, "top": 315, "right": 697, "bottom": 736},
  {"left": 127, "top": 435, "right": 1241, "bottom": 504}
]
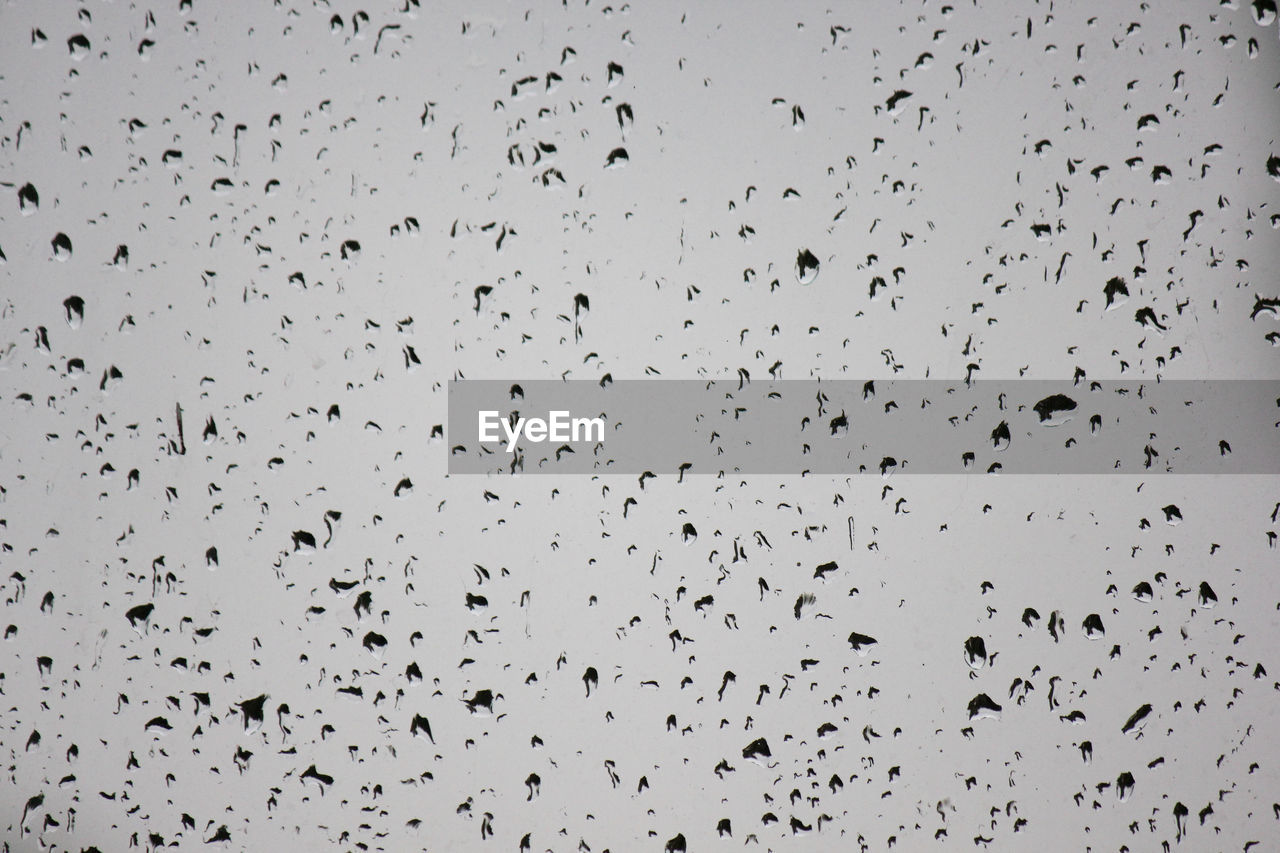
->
[
  {"left": 963, "top": 636, "right": 987, "bottom": 669},
  {"left": 63, "top": 296, "right": 84, "bottom": 329},
  {"left": 17, "top": 183, "right": 38, "bottom": 213},
  {"left": 796, "top": 248, "right": 819, "bottom": 284},
  {"left": 67, "top": 34, "right": 90, "bottom": 59}
]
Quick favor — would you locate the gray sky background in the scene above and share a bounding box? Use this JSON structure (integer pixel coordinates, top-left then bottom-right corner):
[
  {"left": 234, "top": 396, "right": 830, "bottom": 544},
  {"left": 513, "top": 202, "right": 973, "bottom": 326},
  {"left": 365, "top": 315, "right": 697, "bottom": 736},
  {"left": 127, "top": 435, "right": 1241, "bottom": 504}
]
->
[{"left": 1, "top": 0, "right": 1278, "bottom": 850}]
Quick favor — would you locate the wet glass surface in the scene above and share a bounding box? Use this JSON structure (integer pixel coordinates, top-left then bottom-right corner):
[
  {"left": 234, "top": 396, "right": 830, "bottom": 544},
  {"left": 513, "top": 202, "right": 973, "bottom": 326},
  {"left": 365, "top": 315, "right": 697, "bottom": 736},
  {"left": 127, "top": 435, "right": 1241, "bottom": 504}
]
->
[{"left": 1, "top": 1, "right": 1278, "bottom": 849}]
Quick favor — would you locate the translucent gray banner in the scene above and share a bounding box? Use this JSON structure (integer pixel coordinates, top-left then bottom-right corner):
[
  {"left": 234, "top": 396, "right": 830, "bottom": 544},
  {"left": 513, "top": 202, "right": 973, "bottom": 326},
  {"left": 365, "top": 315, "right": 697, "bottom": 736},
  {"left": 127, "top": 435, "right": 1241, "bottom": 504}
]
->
[{"left": 447, "top": 380, "right": 1279, "bottom": 475}]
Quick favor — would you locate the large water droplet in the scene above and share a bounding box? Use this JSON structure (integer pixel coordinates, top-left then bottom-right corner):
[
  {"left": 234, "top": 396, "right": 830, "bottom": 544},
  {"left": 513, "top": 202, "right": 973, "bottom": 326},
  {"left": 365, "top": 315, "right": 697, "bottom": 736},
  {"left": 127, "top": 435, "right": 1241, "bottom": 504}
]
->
[{"left": 796, "top": 248, "right": 819, "bottom": 284}]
